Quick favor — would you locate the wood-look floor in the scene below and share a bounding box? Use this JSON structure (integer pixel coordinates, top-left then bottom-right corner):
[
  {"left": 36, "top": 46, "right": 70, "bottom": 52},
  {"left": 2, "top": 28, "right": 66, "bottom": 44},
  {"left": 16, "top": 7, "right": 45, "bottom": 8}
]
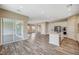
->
[
  {"left": 0, "top": 33, "right": 65, "bottom": 55},
  {"left": 58, "top": 37, "right": 79, "bottom": 55}
]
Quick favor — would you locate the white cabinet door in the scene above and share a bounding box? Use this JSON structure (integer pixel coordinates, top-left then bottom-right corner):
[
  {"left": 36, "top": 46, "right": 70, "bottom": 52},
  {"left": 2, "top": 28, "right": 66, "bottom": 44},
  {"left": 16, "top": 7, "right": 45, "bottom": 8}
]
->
[{"left": 49, "top": 34, "right": 59, "bottom": 46}]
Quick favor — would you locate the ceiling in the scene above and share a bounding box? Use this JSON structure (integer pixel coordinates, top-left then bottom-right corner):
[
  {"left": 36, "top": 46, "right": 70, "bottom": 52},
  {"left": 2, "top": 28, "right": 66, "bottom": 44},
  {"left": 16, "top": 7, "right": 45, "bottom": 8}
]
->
[{"left": 0, "top": 4, "right": 79, "bottom": 24}]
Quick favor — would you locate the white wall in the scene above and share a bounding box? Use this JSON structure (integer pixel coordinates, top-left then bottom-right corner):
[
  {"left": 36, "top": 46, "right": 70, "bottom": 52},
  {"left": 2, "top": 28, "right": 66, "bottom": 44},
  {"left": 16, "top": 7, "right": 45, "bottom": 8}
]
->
[
  {"left": 40, "top": 23, "right": 46, "bottom": 34},
  {"left": 48, "top": 21, "right": 67, "bottom": 34}
]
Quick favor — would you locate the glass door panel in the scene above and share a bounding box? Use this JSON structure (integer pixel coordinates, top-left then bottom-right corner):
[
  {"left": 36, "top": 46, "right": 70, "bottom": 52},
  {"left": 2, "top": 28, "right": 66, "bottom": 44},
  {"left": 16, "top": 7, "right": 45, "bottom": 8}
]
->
[
  {"left": 1, "top": 18, "right": 24, "bottom": 44},
  {"left": 2, "top": 18, "right": 14, "bottom": 44},
  {"left": 14, "top": 20, "right": 23, "bottom": 42}
]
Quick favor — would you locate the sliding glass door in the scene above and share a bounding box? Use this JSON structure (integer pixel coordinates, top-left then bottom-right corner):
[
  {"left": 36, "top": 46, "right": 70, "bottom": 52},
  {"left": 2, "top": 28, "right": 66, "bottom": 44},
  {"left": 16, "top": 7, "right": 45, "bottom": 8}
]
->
[
  {"left": 0, "top": 18, "right": 24, "bottom": 45},
  {"left": 3, "top": 18, "right": 14, "bottom": 44}
]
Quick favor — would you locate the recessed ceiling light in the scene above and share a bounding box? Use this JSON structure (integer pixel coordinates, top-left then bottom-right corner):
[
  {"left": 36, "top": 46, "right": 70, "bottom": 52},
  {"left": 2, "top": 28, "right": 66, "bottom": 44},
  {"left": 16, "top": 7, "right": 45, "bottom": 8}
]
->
[
  {"left": 17, "top": 6, "right": 23, "bottom": 12},
  {"left": 66, "top": 4, "right": 72, "bottom": 11},
  {"left": 19, "top": 6, "right": 23, "bottom": 9},
  {"left": 67, "top": 4, "right": 72, "bottom": 15}
]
